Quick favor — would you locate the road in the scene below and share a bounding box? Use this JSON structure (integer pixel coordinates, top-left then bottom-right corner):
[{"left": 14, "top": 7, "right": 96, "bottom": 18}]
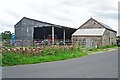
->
[{"left": 2, "top": 49, "right": 118, "bottom": 78}]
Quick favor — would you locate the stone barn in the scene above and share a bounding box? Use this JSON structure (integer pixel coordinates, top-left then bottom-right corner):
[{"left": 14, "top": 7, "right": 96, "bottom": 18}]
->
[
  {"left": 72, "top": 18, "right": 117, "bottom": 48},
  {"left": 15, "top": 17, "right": 76, "bottom": 46}
]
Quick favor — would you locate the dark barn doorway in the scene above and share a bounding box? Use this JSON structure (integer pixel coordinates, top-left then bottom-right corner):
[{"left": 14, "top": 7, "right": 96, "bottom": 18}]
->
[
  {"left": 33, "top": 26, "right": 64, "bottom": 40},
  {"left": 33, "top": 27, "right": 52, "bottom": 40},
  {"left": 33, "top": 26, "right": 76, "bottom": 45}
]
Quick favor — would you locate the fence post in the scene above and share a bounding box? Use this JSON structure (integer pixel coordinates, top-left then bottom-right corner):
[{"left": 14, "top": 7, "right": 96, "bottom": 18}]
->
[
  {"left": 63, "top": 29, "right": 65, "bottom": 45},
  {"left": 52, "top": 26, "right": 54, "bottom": 45}
]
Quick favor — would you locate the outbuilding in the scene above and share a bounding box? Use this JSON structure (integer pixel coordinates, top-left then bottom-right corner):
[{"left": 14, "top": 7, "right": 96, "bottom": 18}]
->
[
  {"left": 72, "top": 18, "right": 117, "bottom": 48},
  {"left": 15, "top": 17, "right": 76, "bottom": 46}
]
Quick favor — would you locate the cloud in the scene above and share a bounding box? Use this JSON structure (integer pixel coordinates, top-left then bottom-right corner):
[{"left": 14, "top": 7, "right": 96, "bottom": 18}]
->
[
  {"left": 5, "top": 9, "right": 20, "bottom": 19},
  {"left": 0, "top": 19, "right": 13, "bottom": 27},
  {"left": 0, "top": 0, "right": 119, "bottom": 35},
  {"left": 0, "top": 24, "right": 14, "bottom": 33},
  {"left": 97, "top": 13, "right": 118, "bottom": 20}
]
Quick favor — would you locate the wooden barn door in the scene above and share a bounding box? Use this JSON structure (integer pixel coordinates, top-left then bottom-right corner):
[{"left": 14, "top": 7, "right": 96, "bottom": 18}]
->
[{"left": 86, "top": 38, "right": 93, "bottom": 48}]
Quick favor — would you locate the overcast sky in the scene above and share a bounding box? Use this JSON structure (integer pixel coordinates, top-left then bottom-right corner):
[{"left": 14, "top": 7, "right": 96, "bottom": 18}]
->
[{"left": 0, "top": 0, "right": 119, "bottom": 35}]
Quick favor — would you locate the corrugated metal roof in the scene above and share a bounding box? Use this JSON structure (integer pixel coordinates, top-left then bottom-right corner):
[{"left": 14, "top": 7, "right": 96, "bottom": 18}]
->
[
  {"left": 15, "top": 17, "right": 77, "bottom": 30},
  {"left": 72, "top": 28, "right": 105, "bottom": 36}
]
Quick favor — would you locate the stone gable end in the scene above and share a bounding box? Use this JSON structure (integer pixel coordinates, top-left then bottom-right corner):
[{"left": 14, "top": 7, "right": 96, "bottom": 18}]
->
[{"left": 79, "top": 18, "right": 104, "bottom": 29}]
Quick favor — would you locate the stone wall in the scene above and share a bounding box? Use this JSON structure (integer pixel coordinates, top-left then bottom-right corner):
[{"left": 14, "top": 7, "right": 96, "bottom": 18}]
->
[
  {"left": 72, "top": 36, "right": 102, "bottom": 48},
  {"left": 102, "top": 29, "right": 116, "bottom": 46}
]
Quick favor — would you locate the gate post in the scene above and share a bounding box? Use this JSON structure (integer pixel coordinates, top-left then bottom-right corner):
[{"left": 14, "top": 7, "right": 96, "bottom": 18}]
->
[{"left": 52, "top": 26, "right": 54, "bottom": 45}]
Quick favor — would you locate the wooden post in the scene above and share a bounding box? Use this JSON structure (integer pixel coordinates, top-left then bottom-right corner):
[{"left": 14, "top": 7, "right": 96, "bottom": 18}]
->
[
  {"left": 43, "top": 26, "right": 45, "bottom": 39},
  {"left": 52, "top": 26, "right": 54, "bottom": 45},
  {"left": 63, "top": 29, "right": 65, "bottom": 44}
]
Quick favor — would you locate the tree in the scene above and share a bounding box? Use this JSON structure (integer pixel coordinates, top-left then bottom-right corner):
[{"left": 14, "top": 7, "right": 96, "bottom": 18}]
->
[
  {"left": 1, "top": 31, "right": 12, "bottom": 40},
  {"left": 1, "top": 31, "right": 12, "bottom": 46}
]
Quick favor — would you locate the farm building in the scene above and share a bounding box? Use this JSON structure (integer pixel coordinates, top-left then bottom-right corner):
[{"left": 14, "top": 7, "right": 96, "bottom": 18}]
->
[
  {"left": 72, "top": 18, "right": 117, "bottom": 48},
  {"left": 15, "top": 17, "right": 76, "bottom": 46}
]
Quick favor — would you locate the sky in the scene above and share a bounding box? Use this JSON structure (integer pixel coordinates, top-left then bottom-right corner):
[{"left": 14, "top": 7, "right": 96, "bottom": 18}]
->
[{"left": 0, "top": 0, "right": 119, "bottom": 35}]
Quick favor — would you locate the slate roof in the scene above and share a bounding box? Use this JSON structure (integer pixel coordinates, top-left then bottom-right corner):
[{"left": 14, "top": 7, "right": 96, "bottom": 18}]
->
[{"left": 99, "top": 22, "right": 113, "bottom": 31}]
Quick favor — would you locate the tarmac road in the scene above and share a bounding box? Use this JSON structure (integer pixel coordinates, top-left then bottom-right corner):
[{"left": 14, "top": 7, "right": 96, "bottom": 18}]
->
[{"left": 2, "top": 49, "right": 118, "bottom": 78}]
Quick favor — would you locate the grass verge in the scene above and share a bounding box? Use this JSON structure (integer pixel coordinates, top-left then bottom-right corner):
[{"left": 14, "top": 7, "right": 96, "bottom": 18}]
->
[
  {"left": 2, "top": 46, "right": 87, "bottom": 66},
  {"left": 86, "top": 45, "right": 118, "bottom": 53},
  {"left": 2, "top": 45, "right": 118, "bottom": 66}
]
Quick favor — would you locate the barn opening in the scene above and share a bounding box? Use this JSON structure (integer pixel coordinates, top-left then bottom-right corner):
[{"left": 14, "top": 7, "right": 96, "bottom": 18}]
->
[{"left": 33, "top": 26, "right": 64, "bottom": 40}]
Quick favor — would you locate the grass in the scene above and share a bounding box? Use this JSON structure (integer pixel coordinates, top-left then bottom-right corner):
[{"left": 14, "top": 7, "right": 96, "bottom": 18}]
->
[
  {"left": 86, "top": 45, "right": 118, "bottom": 52},
  {"left": 2, "top": 45, "right": 118, "bottom": 66},
  {"left": 2, "top": 46, "right": 87, "bottom": 66},
  {"left": 0, "top": 54, "right": 2, "bottom": 66}
]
